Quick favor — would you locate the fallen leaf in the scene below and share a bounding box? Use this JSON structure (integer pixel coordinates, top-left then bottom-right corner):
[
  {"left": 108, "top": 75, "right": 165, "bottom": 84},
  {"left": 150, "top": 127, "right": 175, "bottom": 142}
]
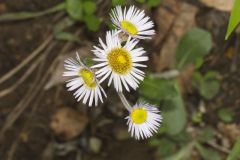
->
[
  {"left": 236, "top": 25, "right": 240, "bottom": 33},
  {"left": 154, "top": 1, "right": 198, "bottom": 72},
  {"left": 200, "top": 0, "right": 234, "bottom": 12},
  {"left": 177, "top": 65, "right": 195, "bottom": 93},
  {"left": 153, "top": 0, "right": 179, "bottom": 46},
  {"left": 218, "top": 123, "right": 240, "bottom": 143},
  {"left": 0, "top": 3, "right": 7, "bottom": 13},
  {"left": 50, "top": 107, "right": 88, "bottom": 140}
]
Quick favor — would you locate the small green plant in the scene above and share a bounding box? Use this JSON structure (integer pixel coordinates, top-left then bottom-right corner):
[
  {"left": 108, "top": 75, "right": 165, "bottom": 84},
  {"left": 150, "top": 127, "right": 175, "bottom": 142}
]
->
[
  {"left": 0, "top": 0, "right": 162, "bottom": 41},
  {"left": 139, "top": 27, "right": 215, "bottom": 136},
  {"left": 66, "top": 0, "right": 101, "bottom": 31},
  {"left": 140, "top": 27, "right": 226, "bottom": 159},
  {"left": 149, "top": 127, "right": 221, "bottom": 160},
  {"left": 217, "top": 108, "right": 235, "bottom": 123},
  {"left": 193, "top": 71, "right": 220, "bottom": 100}
]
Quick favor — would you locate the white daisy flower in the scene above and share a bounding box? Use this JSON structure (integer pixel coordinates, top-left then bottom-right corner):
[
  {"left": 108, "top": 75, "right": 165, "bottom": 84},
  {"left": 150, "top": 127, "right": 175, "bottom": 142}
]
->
[
  {"left": 63, "top": 53, "right": 106, "bottom": 106},
  {"left": 92, "top": 30, "right": 148, "bottom": 92},
  {"left": 126, "top": 102, "right": 162, "bottom": 140},
  {"left": 110, "top": 5, "right": 155, "bottom": 39}
]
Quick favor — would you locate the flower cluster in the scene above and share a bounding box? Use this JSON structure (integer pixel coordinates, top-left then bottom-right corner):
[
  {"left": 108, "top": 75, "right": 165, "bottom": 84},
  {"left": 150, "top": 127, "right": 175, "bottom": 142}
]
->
[{"left": 63, "top": 5, "right": 162, "bottom": 140}]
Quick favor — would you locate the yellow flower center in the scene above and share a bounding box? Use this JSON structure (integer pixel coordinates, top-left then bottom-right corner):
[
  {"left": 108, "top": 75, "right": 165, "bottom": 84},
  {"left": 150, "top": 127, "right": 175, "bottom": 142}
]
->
[
  {"left": 107, "top": 48, "right": 132, "bottom": 74},
  {"left": 121, "top": 20, "right": 138, "bottom": 35},
  {"left": 131, "top": 108, "right": 148, "bottom": 124},
  {"left": 79, "top": 68, "right": 96, "bottom": 88}
]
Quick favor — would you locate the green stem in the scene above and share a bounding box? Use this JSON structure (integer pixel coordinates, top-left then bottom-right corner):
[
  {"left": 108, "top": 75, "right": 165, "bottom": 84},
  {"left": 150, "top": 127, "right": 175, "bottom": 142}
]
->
[{"left": 0, "top": 3, "right": 65, "bottom": 22}]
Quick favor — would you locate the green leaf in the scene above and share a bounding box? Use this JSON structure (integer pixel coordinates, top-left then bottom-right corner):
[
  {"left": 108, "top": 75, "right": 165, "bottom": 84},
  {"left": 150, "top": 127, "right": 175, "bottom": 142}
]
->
[
  {"left": 162, "top": 83, "right": 187, "bottom": 135},
  {"left": 204, "top": 71, "right": 219, "bottom": 79},
  {"left": 201, "top": 81, "right": 220, "bottom": 99},
  {"left": 107, "top": 22, "right": 116, "bottom": 30},
  {"left": 163, "top": 142, "right": 194, "bottom": 160},
  {"left": 54, "top": 17, "right": 76, "bottom": 34},
  {"left": 139, "top": 75, "right": 186, "bottom": 135},
  {"left": 227, "top": 139, "right": 240, "bottom": 160},
  {"left": 157, "top": 122, "right": 167, "bottom": 134},
  {"left": 55, "top": 32, "right": 80, "bottom": 42},
  {"left": 226, "top": 0, "right": 240, "bottom": 39},
  {"left": 66, "top": 0, "right": 83, "bottom": 20},
  {"left": 150, "top": 138, "right": 176, "bottom": 157},
  {"left": 147, "top": 0, "right": 161, "bottom": 7},
  {"left": 192, "top": 112, "right": 203, "bottom": 124},
  {"left": 112, "top": 0, "right": 126, "bottom": 6},
  {"left": 83, "top": 15, "right": 101, "bottom": 31},
  {"left": 83, "top": 1, "right": 96, "bottom": 15},
  {"left": 171, "top": 131, "right": 191, "bottom": 143},
  {"left": 195, "top": 143, "right": 221, "bottom": 160},
  {"left": 218, "top": 108, "right": 235, "bottom": 123},
  {"left": 0, "top": 3, "right": 65, "bottom": 22},
  {"left": 176, "top": 27, "right": 212, "bottom": 69},
  {"left": 195, "top": 57, "right": 204, "bottom": 69},
  {"left": 139, "top": 75, "right": 178, "bottom": 103},
  {"left": 83, "top": 57, "right": 94, "bottom": 67},
  {"left": 202, "top": 71, "right": 220, "bottom": 99},
  {"left": 193, "top": 71, "right": 220, "bottom": 100},
  {"left": 197, "top": 127, "right": 215, "bottom": 142}
]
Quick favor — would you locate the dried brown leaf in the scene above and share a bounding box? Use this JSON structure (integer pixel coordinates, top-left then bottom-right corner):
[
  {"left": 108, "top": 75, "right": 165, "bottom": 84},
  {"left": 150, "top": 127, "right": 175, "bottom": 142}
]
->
[
  {"left": 200, "top": 0, "right": 234, "bottom": 11},
  {"left": 177, "top": 65, "right": 195, "bottom": 93},
  {"left": 218, "top": 123, "right": 240, "bottom": 143},
  {"left": 153, "top": 0, "right": 179, "bottom": 46},
  {"left": 154, "top": 1, "right": 198, "bottom": 72},
  {"left": 0, "top": 3, "right": 7, "bottom": 13},
  {"left": 50, "top": 107, "right": 88, "bottom": 140}
]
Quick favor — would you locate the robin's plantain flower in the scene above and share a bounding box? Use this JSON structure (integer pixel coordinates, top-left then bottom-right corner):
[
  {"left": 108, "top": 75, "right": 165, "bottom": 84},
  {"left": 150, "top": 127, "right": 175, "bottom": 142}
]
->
[
  {"left": 63, "top": 5, "right": 162, "bottom": 140},
  {"left": 126, "top": 102, "right": 162, "bottom": 140},
  {"left": 92, "top": 30, "right": 148, "bottom": 92},
  {"left": 110, "top": 5, "right": 155, "bottom": 39},
  {"left": 63, "top": 53, "right": 106, "bottom": 106}
]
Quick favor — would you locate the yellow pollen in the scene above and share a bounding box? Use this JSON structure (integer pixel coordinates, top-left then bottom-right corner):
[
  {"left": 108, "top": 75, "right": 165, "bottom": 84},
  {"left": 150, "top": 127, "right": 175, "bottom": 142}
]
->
[
  {"left": 79, "top": 68, "right": 96, "bottom": 88},
  {"left": 117, "top": 55, "right": 127, "bottom": 63},
  {"left": 107, "top": 48, "right": 132, "bottom": 74},
  {"left": 121, "top": 20, "right": 138, "bottom": 35},
  {"left": 131, "top": 108, "right": 148, "bottom": 124}
]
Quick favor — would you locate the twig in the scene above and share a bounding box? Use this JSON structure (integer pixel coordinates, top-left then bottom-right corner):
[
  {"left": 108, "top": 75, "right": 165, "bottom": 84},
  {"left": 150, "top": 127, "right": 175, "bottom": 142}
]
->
[
  {"left": 6, "top": 140, "right": 18, "bottom": 160},
  {"left": 0, "top": 55, "right": 47, "bottom": 139},
  {"left": 0, "top": 41, "right": 56, "bottom": 139},
  {"left": 0, "top": 29, "right": 82, "bottom": 141},
  {"left": 0, "top": 56, "right": 43, "bottom": 98},
  {"left": 0, "top": 35, "right": 53, "bottom": 84},
  {"left": 0, "top": 3, "right": 65, "bottom": 22},
  {"left": 207, "top": 141, "right": 230, "bottom": 154},
  {"left": 7, "top": 61, "right": 47, "bottom": 160}
]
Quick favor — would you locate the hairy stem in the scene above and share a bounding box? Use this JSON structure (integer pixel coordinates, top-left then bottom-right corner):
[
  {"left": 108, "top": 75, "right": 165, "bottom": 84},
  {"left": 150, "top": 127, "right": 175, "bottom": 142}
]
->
[{"left": 117, "top": 92, "right": 132, "bottom": 112}]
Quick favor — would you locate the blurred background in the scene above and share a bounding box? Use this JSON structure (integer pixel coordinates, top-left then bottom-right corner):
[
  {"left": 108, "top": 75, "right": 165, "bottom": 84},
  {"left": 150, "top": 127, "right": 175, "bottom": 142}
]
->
[{"left": 0, "top": 0, "right": 240, "bottom": 159}]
